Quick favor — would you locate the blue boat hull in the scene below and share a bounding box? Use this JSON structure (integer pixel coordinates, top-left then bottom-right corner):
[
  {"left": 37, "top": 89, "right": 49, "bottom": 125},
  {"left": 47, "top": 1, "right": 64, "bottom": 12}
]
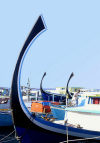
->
[
  {"left": 0, "top": 111, "right": 12, "bottom": 126},
  {"left": 41, "top": 92, "right": 66, "bottom": 102},
  {"left": 15, "top": 126, "right": 66, "bottom": 143},
  {"left": 14, "top": 115, "right": 100, "bottom": 143}
]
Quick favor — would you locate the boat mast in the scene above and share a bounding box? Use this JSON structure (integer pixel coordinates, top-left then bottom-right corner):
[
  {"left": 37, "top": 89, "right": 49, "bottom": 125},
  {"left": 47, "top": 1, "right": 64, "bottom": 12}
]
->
[{"left": 26, "top": 78, "right": 30, "bottom": 101}]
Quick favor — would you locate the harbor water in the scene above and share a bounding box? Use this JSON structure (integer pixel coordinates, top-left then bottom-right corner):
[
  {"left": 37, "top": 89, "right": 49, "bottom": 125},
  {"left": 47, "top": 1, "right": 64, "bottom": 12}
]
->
[{"left": 0, "top": 126, "right": 18, "bottom": 143}]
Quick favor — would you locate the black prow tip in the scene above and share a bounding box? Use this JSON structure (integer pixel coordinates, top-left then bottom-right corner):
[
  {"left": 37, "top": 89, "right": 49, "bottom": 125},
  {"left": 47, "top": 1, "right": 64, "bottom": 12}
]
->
[
  {"left": 40, "top": 72, "right": 47, "bottom": 93},
  {"left": 66, "top": 72, "right": 74, "bottom": 99}
]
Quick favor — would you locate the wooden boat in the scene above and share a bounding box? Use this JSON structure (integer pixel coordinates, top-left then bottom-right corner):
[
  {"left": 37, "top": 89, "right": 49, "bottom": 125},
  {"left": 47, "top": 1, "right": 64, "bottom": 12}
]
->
[
  {"left": 40, "top": 72, "right": 73, "bottom": 102},
  {"left": 50, "top": 73, "right": 93, "bottom": 120},
  {"left": 50, "top": 72, "right": 74, "bottom": 120},
  {"left": 50, "top": 95, "right": 98, "bottom": 121},
  {"left": 10, "top": 16, "right": 100, "bottom": 143}
]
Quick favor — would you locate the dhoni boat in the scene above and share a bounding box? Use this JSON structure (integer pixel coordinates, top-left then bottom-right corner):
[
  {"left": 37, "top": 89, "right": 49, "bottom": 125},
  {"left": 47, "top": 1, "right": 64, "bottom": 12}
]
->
[
  {"left": 50, "top": 72, "right": 90, "bottom": 120},
  {"left": 50, "top": 72, "right": 74, "bottom": 120},
  {"left": 10, "top": 16, "right": 100, "bottom": 143},
  {"left": 40, "top": 72, "right": 73, "bottom": 102}
]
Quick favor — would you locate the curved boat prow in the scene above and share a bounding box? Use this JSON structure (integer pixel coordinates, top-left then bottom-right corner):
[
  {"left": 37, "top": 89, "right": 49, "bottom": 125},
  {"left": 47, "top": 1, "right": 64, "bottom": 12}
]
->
[
  {"left": 10, "top": 15, "right": 46, "bottom": 127},
  {"left": 10, "top": 16, "right": 67, "bottom": 143},
  {"left": 66, "top": 72, "right": 74, "bottom": 99},
  {"left": 40, "top": 72, "right": 55, "bottom": 101},
  {"left": 40, "top": 72, "right": 46, "bottom": 94}
]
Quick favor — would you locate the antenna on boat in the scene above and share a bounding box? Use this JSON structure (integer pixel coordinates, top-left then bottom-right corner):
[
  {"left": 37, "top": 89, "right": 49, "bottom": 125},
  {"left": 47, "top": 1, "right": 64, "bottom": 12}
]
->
[
  {"left": 26, "top": 78, "right": 31, "bottom": 101},
  {"left": 27, "top": 78, "right": 30, "bottom": 89}
]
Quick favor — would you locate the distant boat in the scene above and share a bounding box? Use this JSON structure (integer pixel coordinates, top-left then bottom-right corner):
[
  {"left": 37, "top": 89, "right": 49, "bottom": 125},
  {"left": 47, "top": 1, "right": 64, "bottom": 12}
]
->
[
  {"left": 50, "top": 73, "right": 94, "bottom": 120},
  {"left": 50, "top": 95, "right": 90, "bottom": 121},
  {"left": 0, "top": 98, "right": 12, "bottom": 126},
  {"left": 10, "top": 16, "right": 100, "bottom": 143},
  {"left": 0, "top": 98, "right": 10, "bottom": 108},
  {"left": 40, "top": 72, "right": 73, "bottom": 102},
  {"left": 0, "top": 110, "right": 12, "bottom": 126},
  {"left": 50, "top": 72, "right": 74, "bottom": 120}
]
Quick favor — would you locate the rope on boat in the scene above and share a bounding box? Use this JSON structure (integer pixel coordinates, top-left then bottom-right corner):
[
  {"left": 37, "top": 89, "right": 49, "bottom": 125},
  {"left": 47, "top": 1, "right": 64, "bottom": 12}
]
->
[
  {"left": 66, "top": 126, "right": 68, "bottom": 143},
  {"left": 0, "top": 130, "right": 15, "bottom": 143},
  {"left": 59, "top": 135, "right": 100, "bottom": 143},
  {"left": 0, "top": 138, "right": 16, "bottom": 143}
]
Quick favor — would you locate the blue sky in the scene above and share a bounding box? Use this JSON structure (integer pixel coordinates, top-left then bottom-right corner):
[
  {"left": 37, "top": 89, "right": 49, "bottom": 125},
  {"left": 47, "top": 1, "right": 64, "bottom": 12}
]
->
[{"left": 0, "top": 0, "right": 100, "bottom": 89}]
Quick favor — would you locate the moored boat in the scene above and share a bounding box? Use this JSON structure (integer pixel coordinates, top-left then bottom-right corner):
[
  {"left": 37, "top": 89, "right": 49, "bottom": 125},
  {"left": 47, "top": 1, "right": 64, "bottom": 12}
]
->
[
  {"left": 0, "top": 98, "right": 13, "bottom": 126},
  {"left": 0, "top": 110, "right": 12, "bottom": 126},
  {"left": 40, "top": 72, "right": 74, "bottom": 103},
  {"left": 0, "top": 97, "right": 10, "bottom": 109},
  {"left": 10, "top": 15, "right": 100, "bottom": 143}
]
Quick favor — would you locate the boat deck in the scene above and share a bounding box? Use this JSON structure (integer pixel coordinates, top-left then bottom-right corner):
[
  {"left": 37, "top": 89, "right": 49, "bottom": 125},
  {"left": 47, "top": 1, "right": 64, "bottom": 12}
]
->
[{"left": 53, "top": 104, "right": 100, "bottom": 132}]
